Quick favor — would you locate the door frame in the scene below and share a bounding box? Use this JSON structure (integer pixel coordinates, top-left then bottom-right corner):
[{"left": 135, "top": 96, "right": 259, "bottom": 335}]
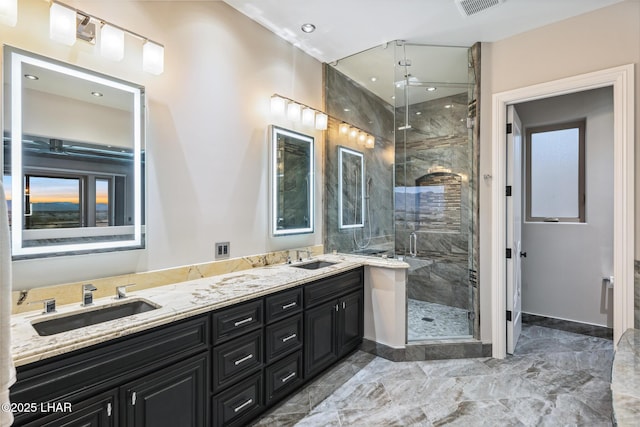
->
[{"left": 490, "top": 64, "right": 635, "bottom": 358}]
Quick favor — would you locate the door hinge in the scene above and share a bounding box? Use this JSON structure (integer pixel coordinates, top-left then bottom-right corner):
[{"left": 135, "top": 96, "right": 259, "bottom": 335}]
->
[
  {"left": 506, "top": 186, "right": 512, "bottom": 196},
  {"left": 506, "top": 248, "right": 512, "bottom": 259},
  {"left": 506, "top": 123, "right": 513, "bottom": 134},
  {"left": 506, "top": 310, "right": 512, "bottom": 321}
]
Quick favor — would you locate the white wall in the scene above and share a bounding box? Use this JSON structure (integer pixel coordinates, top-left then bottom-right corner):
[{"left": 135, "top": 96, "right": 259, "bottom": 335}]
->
[
  {"left": 479, "top": 0, "right": 640, "bottom": 341},
  {"left": 1, "top": 0, "right": 323, "bottom": 289},
  {"left": 517, "top": 87, "right": 614, "bottom": 327}
]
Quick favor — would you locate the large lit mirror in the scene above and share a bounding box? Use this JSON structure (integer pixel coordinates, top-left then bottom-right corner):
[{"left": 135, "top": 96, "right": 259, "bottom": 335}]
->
[
  {"left": 2, "top": 46, "right": 145, "bottom": 258},
  {"left": 270, "top": 126, "right": 313, "bottom": 236},
  {"left": 338, "top": 146, "right": 365, "bottom": 229}
]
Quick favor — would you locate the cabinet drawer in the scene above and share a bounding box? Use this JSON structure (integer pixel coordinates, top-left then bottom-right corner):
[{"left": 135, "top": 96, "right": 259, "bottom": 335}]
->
[
  {"left": 265, "top": 287, "right": 302, "bottom": 324},
  {"left": 304, "top": 267, "right": 363, "bottom": 308},
  {"left": 213, "top": 329, "right": 263, "bottom": 393},
  {"left": 265, "top": 351, "right": 303, "bottom": 406},
  {"left": 265, "top": 314, "right": 302, "bottom": 363},
  {"left": 212, "top": 299, "right": 263, "bottom": 345},
  {"left": 212, "top": 372, "right": 263, "bottom": 427}
]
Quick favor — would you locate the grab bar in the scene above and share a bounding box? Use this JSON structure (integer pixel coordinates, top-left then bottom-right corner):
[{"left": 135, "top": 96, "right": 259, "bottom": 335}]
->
[{"left": 409, "top": 232, "right": 417, "bottom": 257}]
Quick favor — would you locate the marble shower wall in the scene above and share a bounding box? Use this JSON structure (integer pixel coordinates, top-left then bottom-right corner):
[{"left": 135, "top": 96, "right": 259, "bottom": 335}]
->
[
  {"left": 324, "top": 66, "right": 395, "bottom": 254},
  {"left": 395, "top": 92, "right": 473, "bottom": 310}
]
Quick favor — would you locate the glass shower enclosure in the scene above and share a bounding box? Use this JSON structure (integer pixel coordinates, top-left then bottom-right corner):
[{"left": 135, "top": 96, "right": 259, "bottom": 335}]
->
[{"left": 325, "top": 41, "right": 480, "bottom": 342}]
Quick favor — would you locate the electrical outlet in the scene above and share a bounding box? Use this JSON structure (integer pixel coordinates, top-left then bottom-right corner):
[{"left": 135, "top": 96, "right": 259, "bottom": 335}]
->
[{"left": 215, "top": 242, "right": 230, "bottom": 259}]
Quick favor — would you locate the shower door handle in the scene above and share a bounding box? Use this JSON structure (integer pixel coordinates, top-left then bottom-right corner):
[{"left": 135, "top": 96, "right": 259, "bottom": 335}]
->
[{"left": 409, "top": 232, "right": 417, "bottom": 257}]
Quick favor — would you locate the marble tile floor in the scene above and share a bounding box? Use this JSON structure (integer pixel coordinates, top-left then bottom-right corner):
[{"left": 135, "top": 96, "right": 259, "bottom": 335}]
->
[
  {"left": 253, "top": 324, "right": 614, "bottom": 426},
  {"left": 408, "top": 299, "right": 471, "bottom": 340}
]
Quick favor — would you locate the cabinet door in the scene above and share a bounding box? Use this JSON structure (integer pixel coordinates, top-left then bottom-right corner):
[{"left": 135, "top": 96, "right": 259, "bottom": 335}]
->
[
  {"left": 304, "top": 299, "right": 338, "bottom": 378},
  {"left": 338, "top": 291, "right": 364, "bottom": 357},
  {"left": 122, "top": 353, "right": 208, "bottom": 427},
  {"left": 21, "top": 390, "right": 117, "bottom": 427}
]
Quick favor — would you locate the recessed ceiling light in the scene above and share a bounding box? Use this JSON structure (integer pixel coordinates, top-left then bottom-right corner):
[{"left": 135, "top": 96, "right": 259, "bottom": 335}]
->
[
  {"left": 91, "top": 91, "right": 104, "bottom": 97},
  {"left": 301, "top": 23, "right": 316, "bottom": 33},
  {"left": 343, "top": 108, "right": 350, "bottom": 112},
  {"left": 24, "top": 74, "right": 38, "bottom": 80},
  {"left": 444, "top": 104, "right": 452, "bottom": 109},
  {"left": 426, "top": 87, "right": 437, "bottom": 92},
  {"left": 391, "top": 96, "right": 395, "bottom": 100},
  {"left": 370, "top": 77, "right": 377, "bottom": 82},
  {"left": 415, "top": 111, "right": 422, "bottom": 115}
]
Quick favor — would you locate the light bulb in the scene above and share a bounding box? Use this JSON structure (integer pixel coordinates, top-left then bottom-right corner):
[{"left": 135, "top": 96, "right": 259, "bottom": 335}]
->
[
  {"left": 286, "top": 102, "right": 301, "bottom": 122},
  {"left": 301, "top": 108, "right": 315, "bottom": 127},
  {"left": 100, "top": 24, "right": 125, "bottom": 61},
  {"left": 339, "top": 123, "right": 350, "bottom": 135},
  {"left": 315, "top": 113, "right": 328, "bottom": 130},
  {"left": 270, "top": 96, "right": 286, "bottom": 115},
  {"left": 49, "top": 3, "right": 76, "bottom": 46},
  {"left": 143, "top": 41, "right": 164, "bottom": 75}
]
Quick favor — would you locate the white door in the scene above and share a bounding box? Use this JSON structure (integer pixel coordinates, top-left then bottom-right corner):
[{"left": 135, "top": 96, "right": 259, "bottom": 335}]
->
[{"left": 506, "top": 105, "right": 523, "bottom": 354}]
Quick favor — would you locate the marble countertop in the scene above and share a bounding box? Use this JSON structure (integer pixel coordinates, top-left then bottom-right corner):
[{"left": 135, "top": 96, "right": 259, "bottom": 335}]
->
[
  {"left": 611, "top": 328, "right": 640, "bottom": 426},
  {"left": 11, "top": 254, "right": 408, "bottom": 367}
]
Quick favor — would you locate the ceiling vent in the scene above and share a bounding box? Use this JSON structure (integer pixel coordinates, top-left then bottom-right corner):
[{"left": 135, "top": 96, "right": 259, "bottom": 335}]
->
[{"left": 455, "top": 0, "right": 504, "bottom": 17}]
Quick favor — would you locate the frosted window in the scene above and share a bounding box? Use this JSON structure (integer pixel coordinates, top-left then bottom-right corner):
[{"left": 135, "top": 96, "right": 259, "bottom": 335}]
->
[{"left": 526, "top": 121, "right": 584, "bottom": 222}]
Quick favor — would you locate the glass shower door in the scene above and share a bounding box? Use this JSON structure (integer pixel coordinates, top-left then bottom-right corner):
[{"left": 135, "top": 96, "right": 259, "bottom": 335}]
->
[{"left": 394, "top": 43, "right": 475, "bottom": 341}]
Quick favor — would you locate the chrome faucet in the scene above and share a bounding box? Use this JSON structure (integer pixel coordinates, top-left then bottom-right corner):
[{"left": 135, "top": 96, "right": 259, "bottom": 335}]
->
[
  {"left": 296, "top": 249, "right": 312, "bottom": 261},
  {"left": 116, "top": 284, "right": 135, "bottom": 299},
  {"left": 29, "top": 298, "right": 56, "bottom": 314},
  {"left": 82, "top": 284, "right": 97, "bottom": 306}
]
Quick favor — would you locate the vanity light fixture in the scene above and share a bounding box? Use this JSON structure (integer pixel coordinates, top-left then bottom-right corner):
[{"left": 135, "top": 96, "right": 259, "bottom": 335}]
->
[
  {"left": 348, "top": 127, "right": 358, "bottom": 142},
  {"left": 49, "top": 2, "right": 76, "bottom": 46},
  {"left": 49, "top": 1, "right": 164, "bottom": 74},
  {"left": 339, "top": 123, "right": 350, "bottom": 135},
  {"left": 314, "top": 113, "right": 328, "bottom": 130},
  {"left": 100, "top": 23, "right": 125, "bottom": 62},
  {"left": 270, "top": 95, "right": 286, "bottom": 115},
  {"left": 0, "top": 0, "right": 17, "bottom": 27},
  {"left": 357, "top": 132, "right": 367, "bottom": 145},
  {"left": 365, "top": 135, "right": 375, "bottom": 149},
  {"left": 286, "top": 102, "right": 302, "bottom": 122},
  {"left": 301, "top": 107, "right": 316, "bottom": 127}
]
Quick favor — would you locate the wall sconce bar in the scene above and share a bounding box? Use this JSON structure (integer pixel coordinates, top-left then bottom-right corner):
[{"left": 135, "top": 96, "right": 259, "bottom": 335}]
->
[
  {"left": 49, "top": 0, "right": 164, "bottom": 74},
  {"left": 269, "top": 93, "right": 376, "bottom": 148}
]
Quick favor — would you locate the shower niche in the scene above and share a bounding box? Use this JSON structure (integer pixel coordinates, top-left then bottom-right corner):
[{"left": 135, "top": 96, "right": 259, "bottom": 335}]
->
[{"left": 324, "top": 41, "right": 480, "bottom": 342}]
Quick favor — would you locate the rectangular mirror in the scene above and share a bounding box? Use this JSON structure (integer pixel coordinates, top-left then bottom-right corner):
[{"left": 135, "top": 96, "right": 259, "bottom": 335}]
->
[
  {"left": 270, "top": 126, "right": 313, "bottom": 236},
  {"left": 338, "top": 146, "right": 365, "bottom": 229},
  {"left": 2, "top": 46, "right": 145, "bottom": 258}
]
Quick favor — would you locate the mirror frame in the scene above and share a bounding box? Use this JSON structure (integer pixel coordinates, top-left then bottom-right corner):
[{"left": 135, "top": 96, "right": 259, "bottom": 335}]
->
[
  {"left": 3, "top": 46, "right": 145, "bottom": 258},
  {"left": 338, "top": 146, "right": 365, "bottom": 229},
  {"left": 270, "top": 125, "right": 314, "bottom": 236}
]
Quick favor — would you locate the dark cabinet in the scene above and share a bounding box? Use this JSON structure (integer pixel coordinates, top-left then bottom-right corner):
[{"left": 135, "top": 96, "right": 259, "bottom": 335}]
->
[
  {"left": 22, "top": 390, "right": 117, "bottom": 427},
  {"left": 303, "top": 267, "right": 364, "bottom": 379},
  {"left": 304, "top": 300, "right": 338, "bottom": 378},
  {"left": 122, "top": 353, "right": 208, "bottom": 427},
  {"left": 11, "top": 266, "right": 364, "bottom": 427},
  {"left": 337, "top": 291, "right": 364, "bottom": 357}
]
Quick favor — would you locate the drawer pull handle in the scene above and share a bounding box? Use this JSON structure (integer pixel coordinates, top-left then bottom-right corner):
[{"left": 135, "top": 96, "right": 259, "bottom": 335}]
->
[
  {"left": 234, "top": 354, "right": 254, "bottom": 365},
  {"left": 281, "top": 372, "right": 296, "bottom": 383},
  {"left": 282, "top": 302, "right": 297, "bottom": 310},
  {"left": 234, "top": 317, "right": 253, "bottom": 327},
  {"left": 233, "top": 398, "right": 253, "bottom": 413},
  {"left": 342, "top": 301, "right": 346, "bottom": 309},
  {"left": 282, "top": 333, "right": 297, "bottom": 343},
  {"left": 107, "top": 402, "right": 112, "bottom": 417}
]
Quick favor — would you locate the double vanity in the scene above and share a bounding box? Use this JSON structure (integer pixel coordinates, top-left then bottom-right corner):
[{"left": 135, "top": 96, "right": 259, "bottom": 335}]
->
[{"left": 9, "top": 255, "right": 408, "bottom": 426}]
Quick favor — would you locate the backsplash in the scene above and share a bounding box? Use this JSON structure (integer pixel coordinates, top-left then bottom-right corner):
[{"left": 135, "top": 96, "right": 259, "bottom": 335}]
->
[{"left": 11, "top": 245, "right": 323, "bottom": 315}]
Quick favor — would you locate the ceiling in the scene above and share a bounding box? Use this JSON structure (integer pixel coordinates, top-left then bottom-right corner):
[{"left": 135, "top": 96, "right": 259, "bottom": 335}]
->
[{"left": 222, "top": 0, "right": 623, "bottom": 64}]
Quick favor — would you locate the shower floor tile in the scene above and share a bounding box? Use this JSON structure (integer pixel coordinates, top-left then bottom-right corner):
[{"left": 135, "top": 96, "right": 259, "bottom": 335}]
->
[{"left": 407, "top": 299, "right": 470, "bottom": 340}]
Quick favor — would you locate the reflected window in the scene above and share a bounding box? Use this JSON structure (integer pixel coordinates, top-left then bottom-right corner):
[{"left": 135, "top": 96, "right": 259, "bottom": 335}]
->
[
  {"left": 24, "top": 175, "right": 81, "bottom": 229},
  {"left": 96, "top": 178, "right": 110, "bottom": 227}
]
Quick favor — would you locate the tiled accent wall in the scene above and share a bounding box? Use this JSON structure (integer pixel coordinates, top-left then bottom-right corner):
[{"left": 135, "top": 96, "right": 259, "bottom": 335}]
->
[
  {"left": 11, "top": 245, "right": 324, "bottom": 315},
  {"left": 324, "top": 66, "right": 395, "bottom": 254}
]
